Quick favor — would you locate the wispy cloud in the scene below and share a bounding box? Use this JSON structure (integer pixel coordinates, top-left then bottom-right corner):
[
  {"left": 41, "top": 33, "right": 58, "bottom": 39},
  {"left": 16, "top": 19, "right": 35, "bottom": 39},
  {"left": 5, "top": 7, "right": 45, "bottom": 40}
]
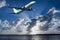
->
[{"left": 0, "top": 0, "right": 6, "bottom": 8}]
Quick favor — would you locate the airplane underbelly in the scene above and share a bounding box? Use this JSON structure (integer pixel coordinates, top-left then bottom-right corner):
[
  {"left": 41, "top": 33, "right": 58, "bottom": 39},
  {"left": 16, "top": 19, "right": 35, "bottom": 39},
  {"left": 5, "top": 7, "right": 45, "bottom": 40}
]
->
[{"left": 13, "top": 8, "right": 22, "bottom": 14}]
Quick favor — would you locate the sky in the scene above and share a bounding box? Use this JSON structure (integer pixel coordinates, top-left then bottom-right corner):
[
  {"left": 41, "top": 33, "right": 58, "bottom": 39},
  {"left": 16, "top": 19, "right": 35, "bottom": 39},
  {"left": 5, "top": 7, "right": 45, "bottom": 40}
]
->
[
  {"left": 0, "top": 0, "right": 60, "bottom": 22},
  {"left": 0, "top": 0, "right": 60, "bottom": 34}
]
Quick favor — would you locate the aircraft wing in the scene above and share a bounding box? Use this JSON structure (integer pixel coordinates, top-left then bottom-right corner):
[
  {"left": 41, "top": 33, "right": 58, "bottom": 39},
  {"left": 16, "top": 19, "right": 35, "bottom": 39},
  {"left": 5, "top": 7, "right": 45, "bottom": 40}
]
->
[{"left": 25, "top": 1, "right": 36, "bottom": 8}]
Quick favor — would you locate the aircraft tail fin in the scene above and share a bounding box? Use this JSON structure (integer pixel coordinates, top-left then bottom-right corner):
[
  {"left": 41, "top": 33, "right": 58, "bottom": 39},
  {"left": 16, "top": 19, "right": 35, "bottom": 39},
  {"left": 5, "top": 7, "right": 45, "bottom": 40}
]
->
[{"left": 13, "top": 8, "right": 21, "bottom": 14}]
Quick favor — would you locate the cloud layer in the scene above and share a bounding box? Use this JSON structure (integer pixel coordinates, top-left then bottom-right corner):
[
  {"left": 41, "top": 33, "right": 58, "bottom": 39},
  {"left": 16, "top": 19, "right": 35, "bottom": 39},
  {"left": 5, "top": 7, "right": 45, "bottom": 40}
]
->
[{"left": 0, "top": 7, "right": 60, "bottom": 34}]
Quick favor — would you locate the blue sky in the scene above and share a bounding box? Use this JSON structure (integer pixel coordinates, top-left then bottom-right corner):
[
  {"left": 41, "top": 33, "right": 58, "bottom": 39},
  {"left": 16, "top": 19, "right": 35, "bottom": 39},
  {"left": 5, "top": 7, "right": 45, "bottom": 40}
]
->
[{"left": 0, "top": 0, "right": 60, "bottom": 22}]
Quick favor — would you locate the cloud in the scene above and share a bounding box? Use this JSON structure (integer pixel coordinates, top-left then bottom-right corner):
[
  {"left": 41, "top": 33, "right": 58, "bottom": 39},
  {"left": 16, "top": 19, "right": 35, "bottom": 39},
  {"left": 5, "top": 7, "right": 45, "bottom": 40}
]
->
[
  {"left": 28, "top": 7, "right": 60, "bottom": 34},
  {"left": 0, "top": 0, "right": 6, "bottom": 8},
  {"left": 0, "top": 14, "right": 31, "bottom": 34},
  {"left": 0, "top": 7, "right": 60, "bottom": 34},
  {"left": 30, "top": 20, "right": 48, "bottom": 34},
  {"left": 47, "top": 7, "right": 60, "bottom": 14}
]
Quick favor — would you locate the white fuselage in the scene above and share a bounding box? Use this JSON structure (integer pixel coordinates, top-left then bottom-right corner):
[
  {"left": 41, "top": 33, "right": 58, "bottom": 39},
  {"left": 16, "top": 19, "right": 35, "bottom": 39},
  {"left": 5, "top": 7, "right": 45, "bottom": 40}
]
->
[{"left": 13, "top": 1, "right": 36, "bottom": 14}]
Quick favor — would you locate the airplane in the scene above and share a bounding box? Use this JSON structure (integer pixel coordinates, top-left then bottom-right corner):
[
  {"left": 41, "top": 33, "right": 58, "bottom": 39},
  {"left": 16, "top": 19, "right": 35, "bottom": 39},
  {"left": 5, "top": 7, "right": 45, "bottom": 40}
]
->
[{"left": 8, "top": 1, "right": 36, "bottom": 14}]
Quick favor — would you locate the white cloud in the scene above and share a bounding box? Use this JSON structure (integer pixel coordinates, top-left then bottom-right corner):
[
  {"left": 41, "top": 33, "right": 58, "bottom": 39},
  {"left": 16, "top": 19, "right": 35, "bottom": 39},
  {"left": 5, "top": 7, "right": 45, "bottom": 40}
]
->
[
  {"left": 0, "top": 7, "right": 60, "bottom": 34},
  {"left": 0, "top": 14, "right": 31, "bottom": 34},
  {"left": 30, "top": 20, "right": 48, "bottom": 34},
  {"left": 47, "top": 7, "right": 56, "bottom": 13},
  {"left": 0, "top": 0, "right": 6, "bottom": 8},
  {"left": 53, "top": 10, "right": 60, "bottom": 13},
  {"left": 30, "top": 7, "right": 60, "bottom": 34},
  {"left": 47, "top": 7, "right": 60, "bottom": 14}
]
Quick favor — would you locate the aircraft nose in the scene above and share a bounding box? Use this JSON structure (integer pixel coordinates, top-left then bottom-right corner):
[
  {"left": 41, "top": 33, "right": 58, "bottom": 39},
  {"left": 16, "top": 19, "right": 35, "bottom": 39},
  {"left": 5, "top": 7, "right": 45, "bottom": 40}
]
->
[{"left": 32, "top": 1, "right": 36, "bottom": 3}]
